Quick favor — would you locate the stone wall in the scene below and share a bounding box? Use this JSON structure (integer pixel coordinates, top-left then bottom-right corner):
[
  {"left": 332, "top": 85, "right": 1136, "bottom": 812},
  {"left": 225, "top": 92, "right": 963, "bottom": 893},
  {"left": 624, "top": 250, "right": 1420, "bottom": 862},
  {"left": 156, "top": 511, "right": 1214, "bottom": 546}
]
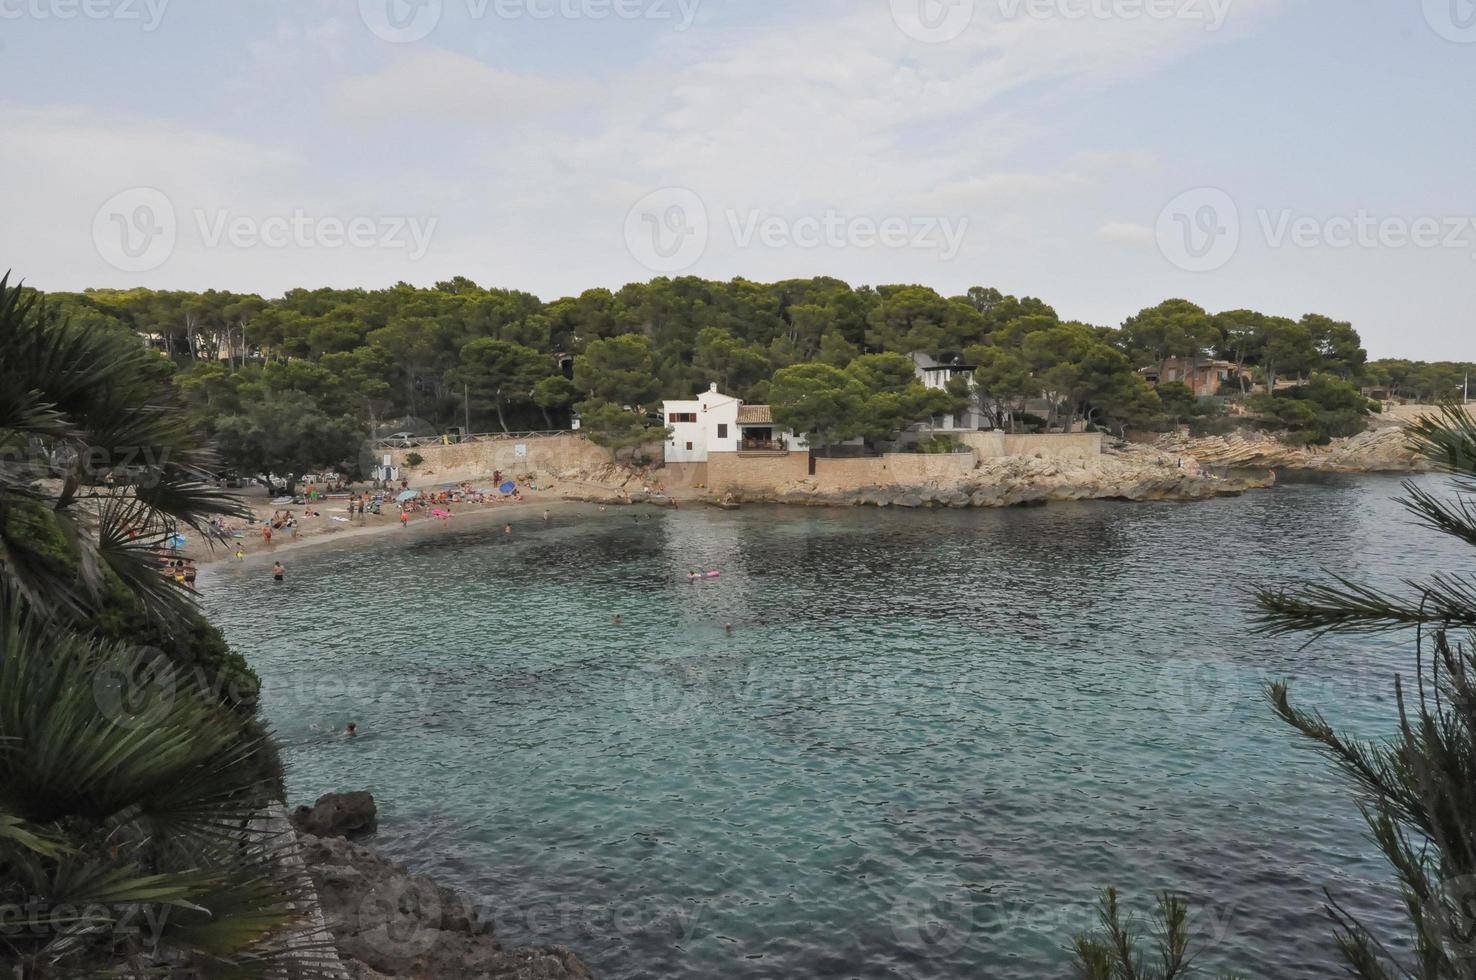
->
[
  {"left": 813, "top": 453, "right": 978, "bottom": 492},
  {"left": 1000, "top": 432, "right": 1103, "bottom": 458},
  {"left": 707, "top": 451, "right": 981, "bottom": 495},
  {"left": 707, "top": 452, "right": 811, "bottom": 493},
  {"left": 955, "top": 431, "right": 1103, "bottom": 459},
  {"left": 388, "top": 434, "right": 618, "bottom": 484}
]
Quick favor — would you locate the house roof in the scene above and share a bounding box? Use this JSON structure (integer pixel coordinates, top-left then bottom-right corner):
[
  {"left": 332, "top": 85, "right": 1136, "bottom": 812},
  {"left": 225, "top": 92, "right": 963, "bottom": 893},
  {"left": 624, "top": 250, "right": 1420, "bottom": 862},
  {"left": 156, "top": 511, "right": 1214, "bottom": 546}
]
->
[{"left": 737, "top": 405, "right": 773, "bottom": 424}]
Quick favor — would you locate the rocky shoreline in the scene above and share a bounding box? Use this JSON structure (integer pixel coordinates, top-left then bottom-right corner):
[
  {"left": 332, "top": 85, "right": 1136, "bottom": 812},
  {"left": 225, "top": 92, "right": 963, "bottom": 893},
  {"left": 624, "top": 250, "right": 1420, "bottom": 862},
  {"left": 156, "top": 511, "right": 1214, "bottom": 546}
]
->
[
  {"left": 288, "top": 793, "right": 593, "bottom": 980},
  {"left": 1151, "top": 423, "right": 1429, "bottom": 473},
  {"left": 564, "top": 443, "right": 1269, "bottom": 511}
]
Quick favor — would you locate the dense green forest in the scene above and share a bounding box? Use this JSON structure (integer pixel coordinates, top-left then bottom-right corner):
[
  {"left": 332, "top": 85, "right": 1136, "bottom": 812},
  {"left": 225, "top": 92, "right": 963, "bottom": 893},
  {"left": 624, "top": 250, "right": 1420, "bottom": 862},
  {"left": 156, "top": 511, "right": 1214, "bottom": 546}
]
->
[{"left": 24, "top": 275, "right": 1467, "bottom": 484}]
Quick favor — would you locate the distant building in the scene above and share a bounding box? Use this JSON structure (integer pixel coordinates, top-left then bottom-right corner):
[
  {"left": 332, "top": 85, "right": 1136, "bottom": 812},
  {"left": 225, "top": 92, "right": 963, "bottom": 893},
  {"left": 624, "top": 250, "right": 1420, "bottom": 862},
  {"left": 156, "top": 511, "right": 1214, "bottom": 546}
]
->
[
  {"left": 909, "top": 352, "right": 989, "bottom": 431},
  {"left": 661, "top": 384, "right": 804, "bottom": 463},
  {"left": 1140, "top": 357, "right": 1252, "bottom": 398}
]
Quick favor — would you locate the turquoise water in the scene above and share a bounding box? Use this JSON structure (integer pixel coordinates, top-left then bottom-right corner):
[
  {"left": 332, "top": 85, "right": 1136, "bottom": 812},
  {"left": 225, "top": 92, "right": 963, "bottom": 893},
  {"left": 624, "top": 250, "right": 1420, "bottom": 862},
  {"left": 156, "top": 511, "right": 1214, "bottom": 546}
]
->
[{"left": 204, "top": 474, "right": 1453, "bottom": 978}]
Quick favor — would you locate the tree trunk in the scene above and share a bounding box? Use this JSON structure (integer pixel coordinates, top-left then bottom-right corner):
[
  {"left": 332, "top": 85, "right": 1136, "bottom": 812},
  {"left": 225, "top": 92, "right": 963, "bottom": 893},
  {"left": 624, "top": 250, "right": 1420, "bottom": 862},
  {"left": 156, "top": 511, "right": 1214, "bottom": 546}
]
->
[{"left": 495, "top": 399, "right": 509, "bottom": 434}]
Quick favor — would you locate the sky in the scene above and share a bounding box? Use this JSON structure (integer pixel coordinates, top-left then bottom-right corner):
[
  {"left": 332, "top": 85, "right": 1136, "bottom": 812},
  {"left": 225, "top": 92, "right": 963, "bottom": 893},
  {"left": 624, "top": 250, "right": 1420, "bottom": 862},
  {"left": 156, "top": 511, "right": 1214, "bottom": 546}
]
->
[{"left": 1, "top": 0, "right": 1473, "bottom": 359}]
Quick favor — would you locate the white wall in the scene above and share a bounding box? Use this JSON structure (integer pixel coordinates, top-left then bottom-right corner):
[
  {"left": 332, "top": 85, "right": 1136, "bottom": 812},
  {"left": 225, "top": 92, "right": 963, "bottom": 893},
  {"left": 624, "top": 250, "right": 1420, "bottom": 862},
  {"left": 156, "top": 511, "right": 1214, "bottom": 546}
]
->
[{"left": 663, "top": 386, "right": 741, "bottom": 462}]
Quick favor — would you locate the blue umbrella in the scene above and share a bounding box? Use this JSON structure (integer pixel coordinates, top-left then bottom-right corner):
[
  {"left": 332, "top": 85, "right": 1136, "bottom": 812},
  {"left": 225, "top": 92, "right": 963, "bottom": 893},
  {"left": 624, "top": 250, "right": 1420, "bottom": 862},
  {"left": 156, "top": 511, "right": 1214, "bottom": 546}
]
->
[
  {"left": 396, "top": 490, "right": 420, "bottom": 503},
  {"left": 166, "top": 533, "right": 187, "bottom": 549},
  {"left": 499, "top": 481, "right": 516, "bottom": 495}
]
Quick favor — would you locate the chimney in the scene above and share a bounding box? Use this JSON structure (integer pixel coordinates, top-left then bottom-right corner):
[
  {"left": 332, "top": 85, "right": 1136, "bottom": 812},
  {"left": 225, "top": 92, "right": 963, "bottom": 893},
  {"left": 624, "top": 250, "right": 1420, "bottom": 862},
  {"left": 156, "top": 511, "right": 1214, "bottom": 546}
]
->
[{"left": 709, "top": 382, "right": 718, "bottom": 393}]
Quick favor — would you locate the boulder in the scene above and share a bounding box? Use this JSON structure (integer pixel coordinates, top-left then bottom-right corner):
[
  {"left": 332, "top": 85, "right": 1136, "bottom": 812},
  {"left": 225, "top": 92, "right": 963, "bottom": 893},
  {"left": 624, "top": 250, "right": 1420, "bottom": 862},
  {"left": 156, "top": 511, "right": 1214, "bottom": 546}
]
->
[
  {"left": 300, "top": 834, "right": 593, "bottom": 980},
  {"left": 292, "top": 791, "right": 379, "bottom": 840}
]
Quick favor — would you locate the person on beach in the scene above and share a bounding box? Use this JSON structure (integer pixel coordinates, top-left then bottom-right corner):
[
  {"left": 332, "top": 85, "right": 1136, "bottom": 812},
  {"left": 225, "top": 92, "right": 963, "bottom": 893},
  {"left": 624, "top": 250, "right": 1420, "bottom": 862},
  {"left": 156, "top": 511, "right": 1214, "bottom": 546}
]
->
[
  {"left": 234, "top": 546, "right": 246, "bottom": 561},
  {"left": 399, "top": 510, "right": 409, "bottom": 528},
  {"left": 543, "top": 510, "right": 550, "bottom": 522},
  {"left": 272, "top": 562, "right": 285, "bottom": 582},
  {"left": 184, "top": 563, "right": 197, "bottom": 589},
  {"left": 262, "top": 525, "right": 273, "bottom": 545}
]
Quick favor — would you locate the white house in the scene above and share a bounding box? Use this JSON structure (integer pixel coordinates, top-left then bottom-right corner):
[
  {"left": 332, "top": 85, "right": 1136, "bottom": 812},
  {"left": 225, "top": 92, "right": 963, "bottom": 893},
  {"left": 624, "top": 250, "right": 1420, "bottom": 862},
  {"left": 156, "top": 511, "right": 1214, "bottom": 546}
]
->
[
  {"left": 662, "top": 384, "right": 804, "bottom": 463},
  {"left": 910, "top": 352, "right": 990, "bottom": 431}
]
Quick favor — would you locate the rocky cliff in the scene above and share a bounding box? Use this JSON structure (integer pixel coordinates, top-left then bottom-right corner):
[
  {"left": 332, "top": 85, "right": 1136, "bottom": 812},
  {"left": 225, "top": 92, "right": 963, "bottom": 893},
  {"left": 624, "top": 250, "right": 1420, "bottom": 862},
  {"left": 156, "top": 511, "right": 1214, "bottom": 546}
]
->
[
  {"left": 286, "top": 793, "right": 593, "bottom": 980},
  {"left": 1154, "top": 422, "right": 1428, "bottom": 473}
]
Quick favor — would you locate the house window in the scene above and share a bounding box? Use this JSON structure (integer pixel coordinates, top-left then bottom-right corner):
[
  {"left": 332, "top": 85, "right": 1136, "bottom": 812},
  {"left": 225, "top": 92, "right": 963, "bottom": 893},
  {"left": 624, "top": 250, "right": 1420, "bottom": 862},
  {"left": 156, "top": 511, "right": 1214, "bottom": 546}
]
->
[
  {"left": 670, "top": 412, "right": 697, "bottom": 424},
  {"left": 686, "top": 442, "right": 694, "bottom": 451},
  {"left": 717, "top": 424, "right": 728, "bottom": 439}
]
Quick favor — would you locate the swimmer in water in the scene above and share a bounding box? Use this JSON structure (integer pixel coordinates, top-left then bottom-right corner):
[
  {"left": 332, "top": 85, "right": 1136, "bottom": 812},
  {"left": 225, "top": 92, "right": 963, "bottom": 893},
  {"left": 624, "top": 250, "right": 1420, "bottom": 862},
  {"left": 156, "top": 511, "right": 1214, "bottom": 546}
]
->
[
  {"left": 272, "top": 561, "right": 285, "bottom": 582},
  {"left": 613, "top": 614, "right": 622, "bottom": 626},
  {"left": 346, "top": 722, "right": 357, "bottom": 737},
  {"left": 504, "top": 523, "right": 513, "bottom": 535},
  {"left": 543, "top": 510, "right": 551, "bottom": 522},
  {"left": 725, "top": 623, "right": 733, "bottom": 636}
]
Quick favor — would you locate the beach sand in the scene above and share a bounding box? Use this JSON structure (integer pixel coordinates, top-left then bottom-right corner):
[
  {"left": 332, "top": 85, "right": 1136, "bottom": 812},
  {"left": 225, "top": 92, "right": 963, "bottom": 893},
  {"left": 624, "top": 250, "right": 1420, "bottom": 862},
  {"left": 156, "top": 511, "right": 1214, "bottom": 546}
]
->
[{"left": 185, "top": 480, "right": 674, "bottom": 569}]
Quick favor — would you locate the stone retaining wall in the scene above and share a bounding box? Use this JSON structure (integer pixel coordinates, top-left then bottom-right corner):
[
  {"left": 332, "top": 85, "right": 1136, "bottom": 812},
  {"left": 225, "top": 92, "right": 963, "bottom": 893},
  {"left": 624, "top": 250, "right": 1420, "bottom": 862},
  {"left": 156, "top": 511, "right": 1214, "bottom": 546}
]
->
[{"left": 955, "top": 431, "right": 1104, "bottom": 459}]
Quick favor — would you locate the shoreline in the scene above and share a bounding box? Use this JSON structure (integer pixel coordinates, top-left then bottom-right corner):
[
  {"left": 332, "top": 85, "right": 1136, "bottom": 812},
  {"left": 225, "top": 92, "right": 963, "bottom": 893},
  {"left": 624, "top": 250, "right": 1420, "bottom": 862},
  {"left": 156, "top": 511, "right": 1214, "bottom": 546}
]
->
[{"left": 189, "top": 470, "right": 1281, "bottom": 577}]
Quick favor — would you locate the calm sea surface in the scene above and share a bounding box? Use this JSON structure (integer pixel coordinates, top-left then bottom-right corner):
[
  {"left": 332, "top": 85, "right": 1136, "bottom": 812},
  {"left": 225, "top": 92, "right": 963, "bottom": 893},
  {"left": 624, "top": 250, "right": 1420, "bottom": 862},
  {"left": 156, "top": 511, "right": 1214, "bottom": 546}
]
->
[{"left": 204, "top": 473, "right": 1457, "bottom": 979}]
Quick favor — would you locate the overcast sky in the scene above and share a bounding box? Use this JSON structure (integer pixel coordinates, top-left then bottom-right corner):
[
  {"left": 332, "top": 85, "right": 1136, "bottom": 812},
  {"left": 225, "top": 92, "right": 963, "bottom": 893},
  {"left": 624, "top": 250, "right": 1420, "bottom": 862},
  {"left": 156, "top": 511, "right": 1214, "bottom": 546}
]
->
[{"left": 2, "top": 0, "right": 1472, "bottom": 358}]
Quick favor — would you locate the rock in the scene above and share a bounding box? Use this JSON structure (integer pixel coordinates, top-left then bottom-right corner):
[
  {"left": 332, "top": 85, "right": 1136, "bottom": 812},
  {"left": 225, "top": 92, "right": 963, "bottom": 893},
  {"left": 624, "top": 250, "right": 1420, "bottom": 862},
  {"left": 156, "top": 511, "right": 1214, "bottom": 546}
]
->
[
  {"left": 301, "top": 834, "right": 593, "bottom": 980},
  {"left": 292, "top": 792, "right": 379, "bottom": 840}
]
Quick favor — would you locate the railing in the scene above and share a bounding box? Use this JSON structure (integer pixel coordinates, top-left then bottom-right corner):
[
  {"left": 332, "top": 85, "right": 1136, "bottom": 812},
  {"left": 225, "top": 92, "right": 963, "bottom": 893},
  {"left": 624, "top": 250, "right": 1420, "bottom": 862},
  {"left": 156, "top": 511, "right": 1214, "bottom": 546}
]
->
[{"left": 371, "top": 430, "right": 571, "bottom": 450}]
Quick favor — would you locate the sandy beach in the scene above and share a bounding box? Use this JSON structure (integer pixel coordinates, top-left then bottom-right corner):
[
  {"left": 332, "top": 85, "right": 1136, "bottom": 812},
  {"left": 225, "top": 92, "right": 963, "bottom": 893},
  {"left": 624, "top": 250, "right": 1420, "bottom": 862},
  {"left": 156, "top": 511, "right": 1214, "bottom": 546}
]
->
[{"left": 185, "top": 480, "right": 677, "bottom": 569}]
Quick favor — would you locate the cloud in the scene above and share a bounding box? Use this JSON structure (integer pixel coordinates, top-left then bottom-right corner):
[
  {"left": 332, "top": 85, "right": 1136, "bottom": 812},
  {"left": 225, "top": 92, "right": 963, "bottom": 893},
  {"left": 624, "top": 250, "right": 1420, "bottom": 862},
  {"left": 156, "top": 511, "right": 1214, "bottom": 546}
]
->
[
  {"left": 1097, "top": 222, "right": 1155, "bottom": 244},
  {"left": 332, "top": 48, "right": 595, "bottom": 124}
]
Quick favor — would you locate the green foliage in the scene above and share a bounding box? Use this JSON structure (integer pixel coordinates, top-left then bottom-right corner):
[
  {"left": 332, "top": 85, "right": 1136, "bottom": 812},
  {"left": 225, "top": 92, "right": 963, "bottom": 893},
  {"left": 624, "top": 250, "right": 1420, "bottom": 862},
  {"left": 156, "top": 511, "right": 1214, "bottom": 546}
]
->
[
  {"left": 0, "top": 273, "right": 247, "bottom": 622},
  {"left": 575, "top": 333, "right": 661, "bottom": 408},
  {"left": 1072, "top": 889, "right": 1243, "bottom": 980},
  {"left": 1251, "top": 375, "right": 1375, "bottom": 444},
  {"left": 213, "top": 390, "right": 364, "bottom": 493},
  {"left": 404, "top": 452, "right": 424, "bottom": 468},
  {"left": 771, "top": 362, "right": 869, "bottom": 448},
  {"left": 1368, "top": 360, "right": 1476, "bottom": 402},
  {"left": 1196, "top": 406, "right": 1476, "bottom": 980},
  {"left": 0, "top": 589, "right": 328, "bottom": 979},
  {"left": 577, "top": 399, "right": 661, "bottom": 455},
  {"left": 911, "top": 435, "right": 962, "bottom": 454},
  {"left": 450, "top": 337, "right": 551, "bottom": 432}
]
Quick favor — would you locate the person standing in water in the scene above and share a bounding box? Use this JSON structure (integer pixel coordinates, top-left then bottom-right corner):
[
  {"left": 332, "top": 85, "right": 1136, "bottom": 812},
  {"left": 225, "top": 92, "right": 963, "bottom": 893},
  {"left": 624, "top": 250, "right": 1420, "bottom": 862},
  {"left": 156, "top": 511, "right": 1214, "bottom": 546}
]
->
[{"left": 272, "top": 562, "right": 285, "bottom": 582}]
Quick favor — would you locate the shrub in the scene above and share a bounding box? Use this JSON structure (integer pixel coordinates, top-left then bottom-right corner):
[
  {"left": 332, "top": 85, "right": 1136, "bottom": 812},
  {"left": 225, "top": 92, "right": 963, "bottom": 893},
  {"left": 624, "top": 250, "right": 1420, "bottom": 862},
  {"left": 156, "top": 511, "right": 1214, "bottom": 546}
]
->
[{"left": 405, "top": 451, "right": 424, "bottom": 467}]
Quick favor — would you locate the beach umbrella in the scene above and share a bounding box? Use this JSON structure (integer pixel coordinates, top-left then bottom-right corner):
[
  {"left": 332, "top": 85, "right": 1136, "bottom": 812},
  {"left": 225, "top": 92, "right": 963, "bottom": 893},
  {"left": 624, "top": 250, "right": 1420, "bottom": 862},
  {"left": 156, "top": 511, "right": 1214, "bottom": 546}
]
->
[
  {"left": 499, "top": 481, "right": 516, "bottom": 495},
  {"left": 166, "top": 533, "right": 187, "bottom": 549},
  {"left": 396, "top": 490, "right": 419, "bottom": 503}
]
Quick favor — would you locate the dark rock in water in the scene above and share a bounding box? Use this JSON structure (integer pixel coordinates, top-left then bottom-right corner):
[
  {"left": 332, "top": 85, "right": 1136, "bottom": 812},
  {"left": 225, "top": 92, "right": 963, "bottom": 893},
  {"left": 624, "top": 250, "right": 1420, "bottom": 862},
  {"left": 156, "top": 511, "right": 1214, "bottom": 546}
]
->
[
  {"left": 300, "top": 834, "right": 592, "bottom": 980},
  {"left": 292, "top": 791, "right": 379, "bottom": 840}
]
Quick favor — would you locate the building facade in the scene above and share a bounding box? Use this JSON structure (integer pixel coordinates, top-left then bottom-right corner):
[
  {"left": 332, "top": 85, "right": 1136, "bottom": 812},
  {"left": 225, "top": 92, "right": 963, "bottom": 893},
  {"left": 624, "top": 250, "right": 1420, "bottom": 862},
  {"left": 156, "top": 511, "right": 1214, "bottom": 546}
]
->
[{"left": 662, "top": 384, "right": 804, "bottom": 463}]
